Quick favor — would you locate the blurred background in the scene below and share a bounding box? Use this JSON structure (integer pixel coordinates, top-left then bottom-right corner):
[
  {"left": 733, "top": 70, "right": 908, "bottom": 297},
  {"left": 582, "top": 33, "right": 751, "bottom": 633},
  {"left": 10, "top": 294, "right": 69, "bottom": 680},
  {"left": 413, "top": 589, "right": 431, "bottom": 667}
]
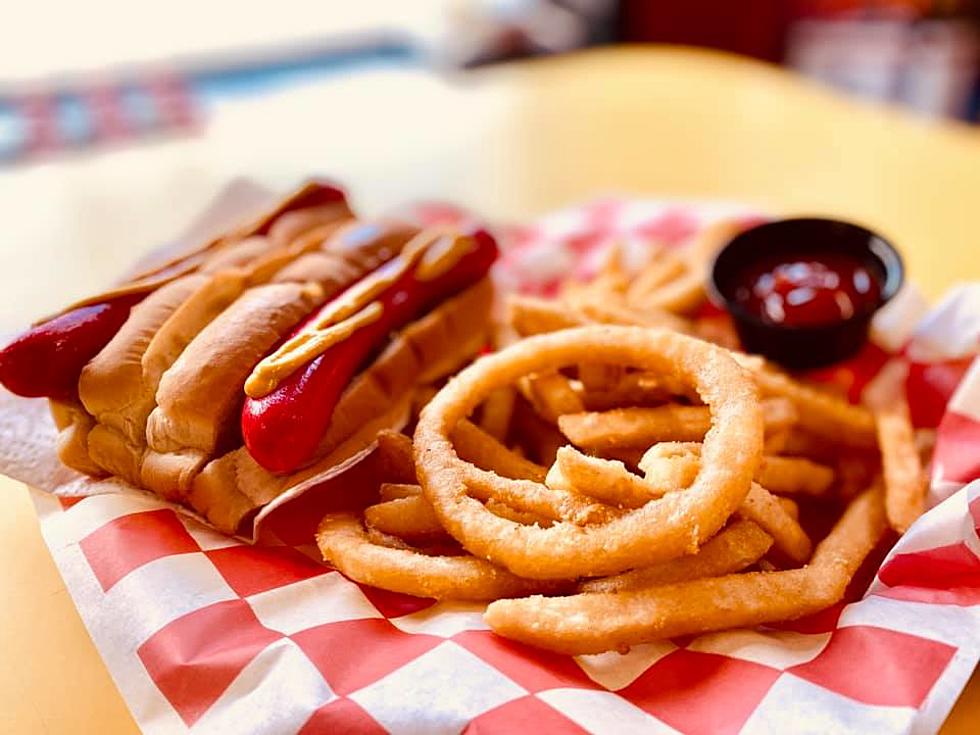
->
[
  {"left": 3, "top": 0, "right": 978, "bottom": 164},
  {"left": 1, "top": 0, "right": 979, "bottom": 327}
]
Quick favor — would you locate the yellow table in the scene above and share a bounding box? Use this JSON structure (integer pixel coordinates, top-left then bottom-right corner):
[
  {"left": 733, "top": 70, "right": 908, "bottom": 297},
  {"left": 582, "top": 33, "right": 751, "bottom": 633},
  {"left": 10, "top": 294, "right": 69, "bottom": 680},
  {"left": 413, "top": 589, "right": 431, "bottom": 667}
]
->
[{"left": 1, "top": 47, "right": 978, "bottom": 734}]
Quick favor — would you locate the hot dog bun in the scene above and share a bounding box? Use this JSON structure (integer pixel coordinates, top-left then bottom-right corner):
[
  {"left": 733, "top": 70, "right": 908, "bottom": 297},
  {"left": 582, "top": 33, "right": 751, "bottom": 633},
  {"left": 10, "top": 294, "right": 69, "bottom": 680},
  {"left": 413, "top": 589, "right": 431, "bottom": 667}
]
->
[
  {"left": 49, "top": 400, "right": 106, "bottom": 478},
  {"left": 6, "top": 181, "right": 497, "bottom": 538},
  {"left": 190, "top": 276, "right": 494, "bottom": 533}
]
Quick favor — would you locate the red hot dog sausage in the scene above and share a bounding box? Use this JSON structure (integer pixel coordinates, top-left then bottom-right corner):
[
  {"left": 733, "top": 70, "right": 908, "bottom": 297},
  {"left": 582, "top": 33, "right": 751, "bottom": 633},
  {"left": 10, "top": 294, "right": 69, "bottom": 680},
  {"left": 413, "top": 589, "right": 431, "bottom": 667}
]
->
[{"left": 241, "top": 228, "right": 498, "bottom": 474}]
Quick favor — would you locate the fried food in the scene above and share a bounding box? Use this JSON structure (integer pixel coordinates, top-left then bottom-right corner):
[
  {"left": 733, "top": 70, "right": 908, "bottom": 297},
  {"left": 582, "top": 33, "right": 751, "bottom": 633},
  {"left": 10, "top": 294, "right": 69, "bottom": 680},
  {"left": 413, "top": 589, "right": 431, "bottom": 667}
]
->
[
  {"left": 866, "top": 362, "right": 928, "bottom": 533},
  {"left": 483, "top": 486, "right": 885, "bottom": 654},
  {"left": 311, "top": 221, "right": 919, "bottom": 654},
  {"left": 639, "top": 442, "right": 834, "bottom": 497},
  {"left": 579, "top": 520, "right": 772, "bottom": 593},
  {"left": 413, "top": 325, "right": 764, "bottom": 579},
  {"left": 452, "top": 419, "right": 547, "bottom": 483},
  {"left": 378, "top": 482, "right": 422, "bottom": 501},
  {"left": 303, "top": 220, "right": 924, "bottom": 655},
  {"left": 364, "top": 495, "right": 444, "bottom": 539},
  {"left": 317, "top": 513, "right": 552, "bottom": 601},
  {"left": 518, "top": 371, "right": 585, "bottom": 423},
  {"left": 478, "top": 385, "right": 517, "bottom": 442},
  {"left": 736, "top": 483, "right": 812, "bottom": 564},
  {"left": 738, "top": 357, "right": 878, "bottom": 447},
  {"left": 545, "top": 446, "right": 668, "bottom": 507},
  {"left": 557, "top": 397, "right": 794, "bottom": 451},
  {"left": 626, "top": 219, "right": 743, "bottom": 315},
  {"left": 375, "top": 430, "right": 417, "bottom": 484},
  {"left": 552, "top": 442, "right": 811, "bottom": 563}
]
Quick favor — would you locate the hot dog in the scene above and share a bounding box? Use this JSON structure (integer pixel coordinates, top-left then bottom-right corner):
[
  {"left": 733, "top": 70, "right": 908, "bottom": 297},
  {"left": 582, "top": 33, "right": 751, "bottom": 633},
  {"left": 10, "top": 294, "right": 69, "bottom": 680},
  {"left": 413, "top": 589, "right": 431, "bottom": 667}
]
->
[
  {"left": 0, "top": 180, "right": 499, "bottom": 536},
  {"left": 0, "top": 181, "right": 350, "bottom": 402},
  {"left": 0, "top": 293, "right": 144, "bottom": 401},
  {"left": 242, "top": 228, "right": 498, "bottom": 474}
]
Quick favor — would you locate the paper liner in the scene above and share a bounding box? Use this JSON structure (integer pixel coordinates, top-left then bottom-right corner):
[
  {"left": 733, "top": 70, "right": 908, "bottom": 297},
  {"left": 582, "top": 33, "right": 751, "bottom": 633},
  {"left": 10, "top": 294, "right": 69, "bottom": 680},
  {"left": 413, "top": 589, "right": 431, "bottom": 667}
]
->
[{"left": 3, "top": 192, "right": 978, "bottom": 734}]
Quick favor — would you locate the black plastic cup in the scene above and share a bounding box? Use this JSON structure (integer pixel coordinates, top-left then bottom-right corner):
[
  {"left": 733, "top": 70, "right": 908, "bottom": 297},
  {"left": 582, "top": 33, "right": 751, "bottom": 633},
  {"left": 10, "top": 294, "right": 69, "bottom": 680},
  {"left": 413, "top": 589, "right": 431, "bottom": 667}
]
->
[{"left": 709, "top": 217, "right": 904, "bottom": 369}]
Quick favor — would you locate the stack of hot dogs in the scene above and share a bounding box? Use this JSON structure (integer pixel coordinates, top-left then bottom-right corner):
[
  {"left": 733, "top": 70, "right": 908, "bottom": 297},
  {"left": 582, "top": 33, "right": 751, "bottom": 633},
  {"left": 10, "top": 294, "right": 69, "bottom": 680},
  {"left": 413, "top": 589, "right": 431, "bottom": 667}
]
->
[{"left": 0, "top": 182, "right": 498, "bottom": 533}]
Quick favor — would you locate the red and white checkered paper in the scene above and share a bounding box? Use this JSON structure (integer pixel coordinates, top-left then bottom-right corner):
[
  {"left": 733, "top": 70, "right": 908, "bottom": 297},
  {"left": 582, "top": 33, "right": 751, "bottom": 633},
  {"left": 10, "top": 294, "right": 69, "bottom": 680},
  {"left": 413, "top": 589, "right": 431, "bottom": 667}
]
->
[{"left": 9, "top": 198, "right": 980, "bottom": 735}]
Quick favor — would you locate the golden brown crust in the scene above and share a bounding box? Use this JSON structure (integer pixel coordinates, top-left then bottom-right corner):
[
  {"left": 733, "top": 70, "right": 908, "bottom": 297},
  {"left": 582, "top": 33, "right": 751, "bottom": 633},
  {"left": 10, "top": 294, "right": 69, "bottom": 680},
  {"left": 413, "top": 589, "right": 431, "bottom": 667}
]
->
[{"left": 79, "top": 275, "right": 208, "bottom": 438}]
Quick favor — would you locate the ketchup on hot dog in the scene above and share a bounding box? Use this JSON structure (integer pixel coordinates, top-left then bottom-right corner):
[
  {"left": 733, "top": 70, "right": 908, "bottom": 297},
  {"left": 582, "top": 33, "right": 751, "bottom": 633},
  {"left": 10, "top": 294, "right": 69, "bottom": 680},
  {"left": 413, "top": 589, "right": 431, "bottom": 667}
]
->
[
  {"left": 241, "top": 228, "right": 498, "bottom": 474},
  {"left": 0, "top": 293, "right": 144, "bottom": 400}
]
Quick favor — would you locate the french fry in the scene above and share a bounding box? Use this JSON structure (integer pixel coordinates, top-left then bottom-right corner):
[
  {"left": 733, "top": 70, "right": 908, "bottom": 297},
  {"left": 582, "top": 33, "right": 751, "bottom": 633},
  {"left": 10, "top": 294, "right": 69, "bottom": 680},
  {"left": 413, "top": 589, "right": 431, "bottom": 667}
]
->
[
  {"left": 637, "top": 444, "right": 812, "bottom": 563},
  {"left": 759, "top": 396, "right": 799, "bottom": 436},
  {"left": 519, "top": 372, "right": 585, "bottom": 423},
  {"left": 450, "top": 416, "right": 620, "bottom": 526},
  {"left": 452, "top": 419, "right": 547, "bottom": 482},
  {"left": 378, "top": 482, "right": 422, "bottom": 501},
  {"left": 737, "top": 483, "right": 812, "bottom": 564},
  {"left": 640, "top": 443, "right": 833, "bottom": 497},
  {"left": 478, "top": 385, "right": 517, "bottom": 442},
  {"left": 579, "top": 371, "right": 674, "bottom": 411},
  {"left": 546, "top": 446, "right": 668, "bottom": 507},
  {"left": 579, "top": 520, "right": 773, "bottom": 593},
  {"left": 577, "top": 363, "right": 625, "bottom": 392},
  {"left": 559, "top": 404, "right": 714, "bottom": 450},
  {"left": 569, "top": 290, "right": 691, "bottom": 333},
  {"left": 590, "top": 242, "right": 631, "bottom": 293},
  {"left": 629, "top": 219, "right": 743, "bottom": 314},
  {"left": 780, "top": 430, "right": 841, "bottom": 462},
  {"left": 318, "top": 513, "right": 556, "bottom": 601},
  {"left": 375, "top": 429, "right": 417, "bottom": 483},
  {"left": 380, "top": 420, "right": 592, "bottom": 525},
  {"left": 737, "top": 357, "right": 878, "bottom": 447},
  {"left": 483, "top": 486, "right": 885, "bottom": 654},
  {"left": 364, "top": 496, "right": 444, "bottom": 538},
  {"left": 365, "top": 524, "right": 417, "bottom": 551},
  {"left": 866, "top": 362, "right": 928, "bottom": 533},
  {"left": 915, "top": 428, "right": 937, "bottom": 467},
  {"left": 507, "top": 294, "right": 586, "bottom": 337},
  {"left": 558, "top": 398, "right": 795, "bottom": 451},
  {"left": 625, "top": 250, "right": 686, "bottom": 305},
  {"left": 777, "top": 496, "right": 799, "bottom": 521},
  {"left": 485, "top": 498, "right": 553, "bottom": 527},
  {"left": 511, "top": 395, "right": 569, "bottom": 467},
  {"left": 763, "top": 427, "right": 791, "bottom": 454},
  {"left": 759, "top": 455, "right": 834, "bottom": 496},
  {"left": 834, "top": 451, "right": 882, "bottom": 500}
]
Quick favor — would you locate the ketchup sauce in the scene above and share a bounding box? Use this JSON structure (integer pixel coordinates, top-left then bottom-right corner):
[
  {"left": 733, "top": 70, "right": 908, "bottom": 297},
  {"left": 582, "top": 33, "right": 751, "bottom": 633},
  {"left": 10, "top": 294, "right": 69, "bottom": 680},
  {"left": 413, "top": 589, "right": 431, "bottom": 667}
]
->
[{"left": 733, "top": 253, "right": 881, "bottom": 328}]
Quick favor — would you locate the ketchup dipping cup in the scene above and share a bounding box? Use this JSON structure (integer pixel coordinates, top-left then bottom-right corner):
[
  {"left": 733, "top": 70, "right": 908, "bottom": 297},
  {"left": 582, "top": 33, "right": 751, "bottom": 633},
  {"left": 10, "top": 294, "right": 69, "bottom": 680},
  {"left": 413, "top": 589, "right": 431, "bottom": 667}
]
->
[{"left": 709, "top": 217, "right": 904, "bottom": 369}]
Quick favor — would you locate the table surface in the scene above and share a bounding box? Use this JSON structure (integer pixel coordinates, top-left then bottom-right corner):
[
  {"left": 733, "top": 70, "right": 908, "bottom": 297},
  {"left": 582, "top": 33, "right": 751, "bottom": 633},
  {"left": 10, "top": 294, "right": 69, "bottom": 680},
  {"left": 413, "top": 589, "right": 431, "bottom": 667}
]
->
[{"left": 1, "top": 46, "right": 978, "bottom": 734}]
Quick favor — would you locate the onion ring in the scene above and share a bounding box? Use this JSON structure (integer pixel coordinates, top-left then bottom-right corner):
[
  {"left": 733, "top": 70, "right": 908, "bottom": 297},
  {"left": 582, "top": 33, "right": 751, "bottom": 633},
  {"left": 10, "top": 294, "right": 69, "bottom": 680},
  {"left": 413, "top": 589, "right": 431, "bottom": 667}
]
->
[
  {"left": 316, "top": 513, "right": 555, "bottom": 601},
  {"left": 413, "top": 325, "right": 763, "bottom": 579},
  {"left": 578, "top": 519, "right": 772, "bottom": 593},
  {"left": 484, "top": 486, "right": 885, "bottom": 653}
]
